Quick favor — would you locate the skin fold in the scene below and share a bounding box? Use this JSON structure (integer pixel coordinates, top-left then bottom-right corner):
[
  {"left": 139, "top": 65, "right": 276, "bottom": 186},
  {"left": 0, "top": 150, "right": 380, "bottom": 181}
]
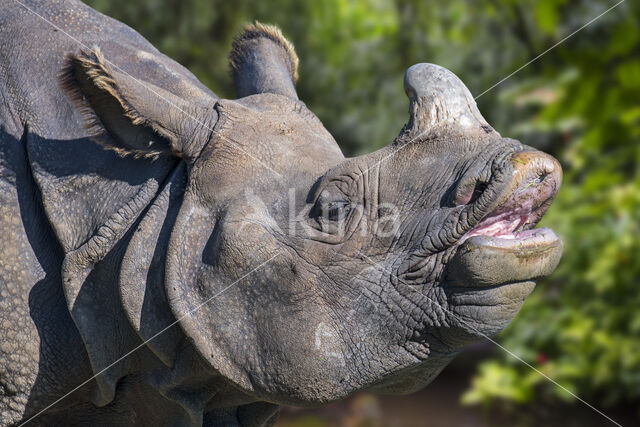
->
[{"left": 0, "top": 0, "right": 562, "bottom": 425}]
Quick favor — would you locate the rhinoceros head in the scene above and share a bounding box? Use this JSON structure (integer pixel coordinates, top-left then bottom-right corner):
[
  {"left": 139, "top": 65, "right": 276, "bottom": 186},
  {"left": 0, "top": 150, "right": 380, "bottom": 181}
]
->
[{"left": 63, "top": 24, "right": 562, "bottom": 405}]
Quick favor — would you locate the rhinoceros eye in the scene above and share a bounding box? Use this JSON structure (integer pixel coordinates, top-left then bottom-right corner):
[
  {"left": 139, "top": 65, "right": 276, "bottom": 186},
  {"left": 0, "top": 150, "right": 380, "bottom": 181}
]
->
[
  {"left": 325, "top": 201, "right": 352, "bottom": 221},
  {"left": 310, "top": 194, "right": 353, "bottom": 223}
]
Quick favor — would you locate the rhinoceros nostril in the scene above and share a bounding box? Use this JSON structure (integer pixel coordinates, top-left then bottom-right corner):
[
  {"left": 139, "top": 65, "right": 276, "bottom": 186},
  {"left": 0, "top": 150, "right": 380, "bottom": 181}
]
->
[
  {"left": 535, "top": 172, "right": 547, "bottom": 184},
  {"left": 468, "top": 181, "right": 488, "bottom": 204}
]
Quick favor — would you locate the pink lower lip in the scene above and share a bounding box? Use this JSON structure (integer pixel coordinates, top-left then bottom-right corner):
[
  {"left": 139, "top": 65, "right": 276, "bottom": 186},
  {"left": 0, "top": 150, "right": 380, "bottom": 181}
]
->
[{"left": 464, "top": 227, "right": 560, "bottom": 249}]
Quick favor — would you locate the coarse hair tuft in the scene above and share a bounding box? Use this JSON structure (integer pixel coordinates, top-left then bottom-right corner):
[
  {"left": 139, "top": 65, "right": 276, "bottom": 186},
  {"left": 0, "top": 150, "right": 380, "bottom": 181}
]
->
[{"left": 229, "top": 21, "right": 299, "bottom": 82}]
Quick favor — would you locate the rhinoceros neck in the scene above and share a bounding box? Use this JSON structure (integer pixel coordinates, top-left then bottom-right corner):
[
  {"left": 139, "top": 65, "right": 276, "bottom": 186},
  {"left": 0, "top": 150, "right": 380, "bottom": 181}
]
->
[{"left": 133, "top": 341, "right": 278, "bottom": 425}]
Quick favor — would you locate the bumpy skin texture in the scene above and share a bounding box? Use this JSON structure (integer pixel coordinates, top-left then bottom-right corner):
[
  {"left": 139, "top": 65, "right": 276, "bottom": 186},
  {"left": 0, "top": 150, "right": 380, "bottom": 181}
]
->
[{"left": 0, "top": 1, "right": 562, "bottom": 425}]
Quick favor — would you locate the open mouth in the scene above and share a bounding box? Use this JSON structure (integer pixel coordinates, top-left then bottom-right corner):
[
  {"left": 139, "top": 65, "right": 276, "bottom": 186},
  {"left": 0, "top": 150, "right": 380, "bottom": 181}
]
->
[
  {"left": 447, "top": 151, "right": 563, "bottom": 288},
  {"left": 460, "top": 152, "right": 561, "bottom": 251},
  {"left": 459, "top": 191, "right": 561, "bottom": 253}
]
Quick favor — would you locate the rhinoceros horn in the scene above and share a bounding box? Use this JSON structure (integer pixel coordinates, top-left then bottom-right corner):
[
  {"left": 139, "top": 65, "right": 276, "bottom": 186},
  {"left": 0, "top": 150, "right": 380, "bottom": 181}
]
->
[{"left": 399, "top": 63, "right": 495, "bottom": 141}]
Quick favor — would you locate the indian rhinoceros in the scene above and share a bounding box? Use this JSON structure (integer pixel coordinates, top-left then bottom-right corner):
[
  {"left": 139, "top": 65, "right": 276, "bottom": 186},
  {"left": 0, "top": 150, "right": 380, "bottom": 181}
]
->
[{"left": 0, "top": 0, "right": 563, "bottom": 425}]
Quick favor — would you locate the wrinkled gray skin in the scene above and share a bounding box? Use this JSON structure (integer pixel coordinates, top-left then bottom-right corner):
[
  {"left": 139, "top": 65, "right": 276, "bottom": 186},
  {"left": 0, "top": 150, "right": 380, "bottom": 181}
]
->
[{"left": 0, "top": 1, "right": 563, "bottom": 425}]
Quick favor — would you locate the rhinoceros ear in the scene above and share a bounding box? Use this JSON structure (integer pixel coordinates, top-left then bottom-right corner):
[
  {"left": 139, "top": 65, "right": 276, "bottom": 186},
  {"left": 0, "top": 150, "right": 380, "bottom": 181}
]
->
[
  {"left": 230, "top": 22, "right": 299, "bottom": 99},
  {"left": 61, "top": 46, "right": 216, "bottom": 161},
  {"left": 398, "top": 63, "right": 496, "bottom": 141}
]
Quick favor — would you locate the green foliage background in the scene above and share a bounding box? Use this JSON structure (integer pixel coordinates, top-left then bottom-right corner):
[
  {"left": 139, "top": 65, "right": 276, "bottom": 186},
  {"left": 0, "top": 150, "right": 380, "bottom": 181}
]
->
[{"left": 86, "top": 0, "right": 639, "bottom": 411}]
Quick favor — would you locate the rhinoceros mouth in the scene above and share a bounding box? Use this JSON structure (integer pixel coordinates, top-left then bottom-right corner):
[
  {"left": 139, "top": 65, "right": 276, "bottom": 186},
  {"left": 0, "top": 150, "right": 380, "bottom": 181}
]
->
[
  {"left": 459, "top": 178, "right": 557, "bottom": 250},
  {"left": 448, "top": 153, "right": 563, "bottom": 288}
]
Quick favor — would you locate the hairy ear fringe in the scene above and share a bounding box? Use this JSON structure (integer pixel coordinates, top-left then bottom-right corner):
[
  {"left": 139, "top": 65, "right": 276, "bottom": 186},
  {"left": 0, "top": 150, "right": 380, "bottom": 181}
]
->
[
  {"left": 59, "top": 46, "right": 170, "bottom": 160},
  {"left": 229, "top": 21, "right": 299, "bottom": 83}
]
